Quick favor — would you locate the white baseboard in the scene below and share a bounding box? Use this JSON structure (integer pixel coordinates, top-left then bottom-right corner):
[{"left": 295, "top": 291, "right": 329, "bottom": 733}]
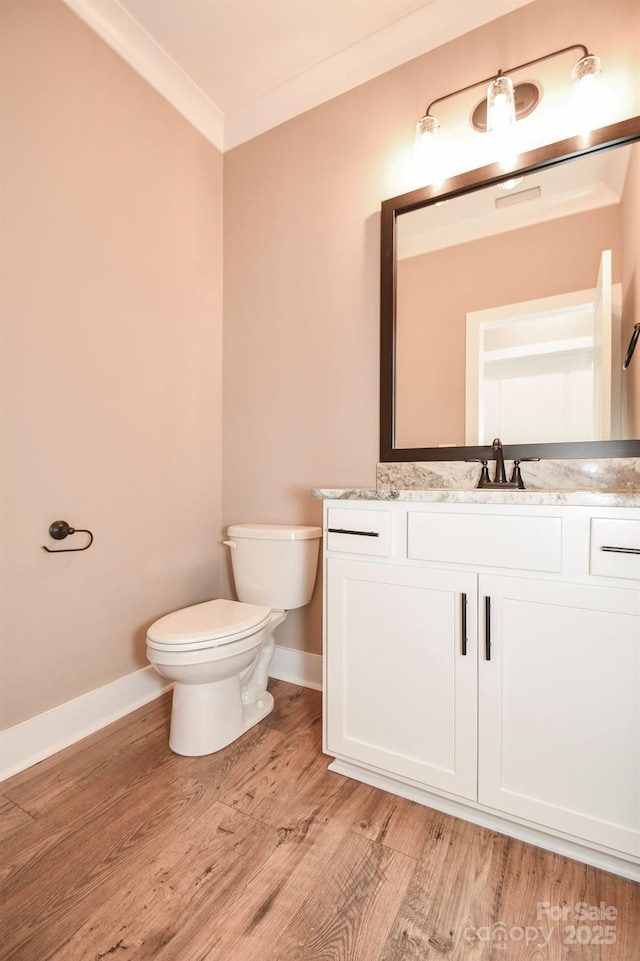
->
[
  {"left": 269, "top": 645, "right": 322, "bottom": 691},
  {"left": 0, "top": 666, "right": 171, "bottom": 783},
  {"left": 0, "top": 647, "right": 322, "bottom": 783}
]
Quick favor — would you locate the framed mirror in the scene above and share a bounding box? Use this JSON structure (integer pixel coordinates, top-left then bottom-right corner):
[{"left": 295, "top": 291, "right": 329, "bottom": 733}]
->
[{"left": 380, "top": 116, "right": 640, "bottom": 462}]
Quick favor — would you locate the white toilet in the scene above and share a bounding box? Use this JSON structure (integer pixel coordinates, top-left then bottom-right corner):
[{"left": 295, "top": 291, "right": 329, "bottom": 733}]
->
[{"left": 146, "top": 523, "right": 321, "bottom": 756}]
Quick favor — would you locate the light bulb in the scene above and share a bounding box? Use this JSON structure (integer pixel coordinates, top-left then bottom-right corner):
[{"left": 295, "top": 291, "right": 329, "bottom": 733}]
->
[
  {"left": 414, "top": 114, "right": 442, "bottom": 184},
  {"left": 486, "top": 75, "right": 516, "bottom": 134},
  {"left": 572, "top": 54, "right": 602, "bottom": 87},
  {"left": 415, "top": 114, "right": 440, "bottom": 150},
  {"left": 572, "top": 54, "right": 604, "bottom": 132}
]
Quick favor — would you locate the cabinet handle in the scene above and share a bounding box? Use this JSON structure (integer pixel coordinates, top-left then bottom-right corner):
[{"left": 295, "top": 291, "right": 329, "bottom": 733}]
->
[
  {"left": 327, "top": 528, "right": 380, "bottom": 537},
  {"left": 461, "top": 593, "right": 468, "bottom": 656},
  {"left": 484, "top": 596, "right": 491, "bottom": 661},
  {"left": 600, "top": 545, "right": 640, "bottom": 555}
]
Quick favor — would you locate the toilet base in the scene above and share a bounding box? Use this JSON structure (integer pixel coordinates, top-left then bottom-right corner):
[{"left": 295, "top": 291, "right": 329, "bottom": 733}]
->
[
  {"left": 168, "top": 677, "right": 274, "bottom": 757},
  {"left": 241, "top": 689, "right": 275, "bottom": 734}
]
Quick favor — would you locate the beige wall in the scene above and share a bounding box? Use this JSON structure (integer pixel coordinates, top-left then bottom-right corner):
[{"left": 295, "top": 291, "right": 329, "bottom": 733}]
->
[
  {"left": 0, "top": 0, "right": 224, "bottom": 728},
  {"left": 222, "top": 0, "right": 640, "bottom": 656},
  {"left": 2, "top": 0, "right": 639, "bottom": 731},
  {"left": 396, "top": 206, "right": 623, "bottom": 448}
]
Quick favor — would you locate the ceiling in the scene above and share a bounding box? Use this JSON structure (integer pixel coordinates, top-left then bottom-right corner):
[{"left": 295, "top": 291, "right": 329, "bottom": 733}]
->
[{"left": 61, "top": 0, "right": 534, "bottom": 151}]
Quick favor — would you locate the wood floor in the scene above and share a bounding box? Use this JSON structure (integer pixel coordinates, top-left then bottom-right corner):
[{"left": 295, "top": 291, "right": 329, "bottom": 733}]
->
[{"left": 1, "top": 680, "right": 638, "bottom": 961}]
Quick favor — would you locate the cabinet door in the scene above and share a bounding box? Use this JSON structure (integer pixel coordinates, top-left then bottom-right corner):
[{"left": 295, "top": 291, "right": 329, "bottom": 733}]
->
[
  {"left": 325, "top": 558, "right": 477, "bottom": 800},
  {"left": 478, "top": 574, "right": 640, "bottom": 857}
]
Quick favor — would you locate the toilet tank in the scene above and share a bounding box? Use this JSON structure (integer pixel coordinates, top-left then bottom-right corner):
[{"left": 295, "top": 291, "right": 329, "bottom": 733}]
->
[{"left": 226, "top": 523, "right": 321, "bottom": 610}]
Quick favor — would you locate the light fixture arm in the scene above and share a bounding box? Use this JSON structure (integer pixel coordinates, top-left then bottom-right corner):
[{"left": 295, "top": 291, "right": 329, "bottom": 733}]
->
[{"left": 422, "top": 43, "right": 590, "bottom": 118}]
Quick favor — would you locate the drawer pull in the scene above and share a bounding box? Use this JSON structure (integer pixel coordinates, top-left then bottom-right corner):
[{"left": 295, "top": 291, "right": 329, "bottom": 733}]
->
[
  {"left": 600, "top": 545, "right": 640, "bottom": 555},
  {"left": 461, "top": 593, "right": 468, "bottom": 656},
  {"left": 484, "top": 596, "right": 491, "bottom": 662},
  {"left": 327, "top": 528, "right": 380, "bottom": 538}
]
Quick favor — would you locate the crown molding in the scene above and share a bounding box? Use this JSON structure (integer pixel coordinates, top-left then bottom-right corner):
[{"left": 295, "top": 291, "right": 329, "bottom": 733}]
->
[
  {"left": 62, "top": 0, "right": 534, "bottom": 153},
  {"left": 61, "top": 0, "right": 225, "bottom": 151}
]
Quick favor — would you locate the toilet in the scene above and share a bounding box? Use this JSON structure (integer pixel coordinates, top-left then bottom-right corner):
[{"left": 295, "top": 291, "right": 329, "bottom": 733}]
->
[{"left": 146, "top": 523, "right": 321, "bottom": 756}]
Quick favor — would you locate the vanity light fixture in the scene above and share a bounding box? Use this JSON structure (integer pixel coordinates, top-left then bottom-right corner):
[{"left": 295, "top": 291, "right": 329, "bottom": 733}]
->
[{"left": 415, "top": 44, "right": 602, "bottom": 148}]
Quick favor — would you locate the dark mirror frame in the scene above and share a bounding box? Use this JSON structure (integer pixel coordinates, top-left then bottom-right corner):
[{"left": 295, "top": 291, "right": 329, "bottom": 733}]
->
[{"left": 380, "top": 115, "right": 640, "bottom": 462}]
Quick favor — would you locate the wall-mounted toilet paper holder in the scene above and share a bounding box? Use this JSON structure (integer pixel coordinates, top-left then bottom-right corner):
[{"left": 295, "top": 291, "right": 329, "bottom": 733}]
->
[{"left": 42, "top": 520, "right": 94, "bottom": 553}]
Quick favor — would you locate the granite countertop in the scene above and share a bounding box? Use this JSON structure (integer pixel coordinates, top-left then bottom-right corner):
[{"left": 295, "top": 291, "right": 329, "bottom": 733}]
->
[{"left": 312, "top": 488, "right": 640, "bottom": 508}]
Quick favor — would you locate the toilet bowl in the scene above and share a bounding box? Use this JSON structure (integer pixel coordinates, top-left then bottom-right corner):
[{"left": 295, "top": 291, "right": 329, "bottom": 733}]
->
[{"left": 146, "top": 524, "right": 321, "bottom": 756}]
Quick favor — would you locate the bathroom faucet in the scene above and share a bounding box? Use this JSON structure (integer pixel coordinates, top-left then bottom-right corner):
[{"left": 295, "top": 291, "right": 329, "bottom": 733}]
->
[
  {"left": 473, "top": 437, "right": 537, "bottom": 489},
  {"left": 472, "top": 437, "right": 515, "bottom": 487}
]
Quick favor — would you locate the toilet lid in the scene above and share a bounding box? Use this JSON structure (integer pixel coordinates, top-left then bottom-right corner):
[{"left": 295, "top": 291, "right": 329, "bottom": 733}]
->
[{"left": 147, "top": 599, "right": 271, "bottom": 648}]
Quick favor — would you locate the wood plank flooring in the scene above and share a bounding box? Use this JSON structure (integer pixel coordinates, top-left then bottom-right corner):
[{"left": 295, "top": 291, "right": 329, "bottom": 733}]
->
[{"left": 1, "top": 680, "right": 638, "bottom": 960}]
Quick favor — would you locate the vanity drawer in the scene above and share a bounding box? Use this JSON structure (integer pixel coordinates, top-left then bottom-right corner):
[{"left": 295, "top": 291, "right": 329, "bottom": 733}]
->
[
  {"left": 326, "top": 508, "right": 390, "bottom": 556},
  {"left": 590, "top": 519, "right": 640, "bottom": 581},
  {"left": 407, "top": 511, "right": 562, "bottom": 572}
]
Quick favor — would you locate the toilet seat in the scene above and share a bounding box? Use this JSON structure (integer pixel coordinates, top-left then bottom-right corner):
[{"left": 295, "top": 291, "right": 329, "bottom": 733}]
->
[{"left": 146, "top": 599, "right": 271, "bottom": 653}]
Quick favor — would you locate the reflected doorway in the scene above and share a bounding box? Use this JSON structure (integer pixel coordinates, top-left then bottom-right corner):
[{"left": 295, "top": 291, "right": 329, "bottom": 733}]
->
[{"left": 465, "top": 251, "right": 622, "bottom": 445}]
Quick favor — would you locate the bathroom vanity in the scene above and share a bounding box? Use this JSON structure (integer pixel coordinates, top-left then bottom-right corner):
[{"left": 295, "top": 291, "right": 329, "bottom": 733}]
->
[
  {"left": 319, "top": 118, "right": 640, "bottom": 879},
  {"left": 314, "top": 489, "right": 640, "bottom": 881}
]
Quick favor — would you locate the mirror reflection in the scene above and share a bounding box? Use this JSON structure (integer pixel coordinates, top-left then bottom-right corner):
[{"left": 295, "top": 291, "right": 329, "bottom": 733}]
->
[
  {"left": 464, "top": 259, "right": 620, "bottom": 445},
  {"left": 393, "top": 137, "right": 640, "bottom": 454}
]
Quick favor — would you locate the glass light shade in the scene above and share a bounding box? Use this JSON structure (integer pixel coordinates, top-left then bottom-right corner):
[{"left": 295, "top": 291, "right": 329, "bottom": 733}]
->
[
  {"left": 486, "top": 75, "right": 516, "bottom": 133},
  {"left": 571, "top": 54, "right": 604, "bottom": 131},
  {"left": 416, "top": 114, "right": 440, "bottom": 145},
  {"left": 414, "top": 114, "right": 443, "bottom": 186},
  {"left": 572, "top": 54, "right": 602, "bottom": 87}
]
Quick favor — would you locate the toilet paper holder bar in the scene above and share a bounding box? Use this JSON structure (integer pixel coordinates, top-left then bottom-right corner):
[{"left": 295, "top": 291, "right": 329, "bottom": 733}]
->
[{"left": 42, "top": 520, "right": 94, "bottom": 553}]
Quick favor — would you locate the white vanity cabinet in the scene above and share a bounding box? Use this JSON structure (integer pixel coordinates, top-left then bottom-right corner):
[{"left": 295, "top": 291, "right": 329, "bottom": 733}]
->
[
  {"left": 326, "top": 558, "right": 478, "bottom": 799},
  {"left": 321, "top": 498, "right": 640, "bottom": 880},
  {"left": 477, "top": 574, "right": 640, "bottom": 857}
]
